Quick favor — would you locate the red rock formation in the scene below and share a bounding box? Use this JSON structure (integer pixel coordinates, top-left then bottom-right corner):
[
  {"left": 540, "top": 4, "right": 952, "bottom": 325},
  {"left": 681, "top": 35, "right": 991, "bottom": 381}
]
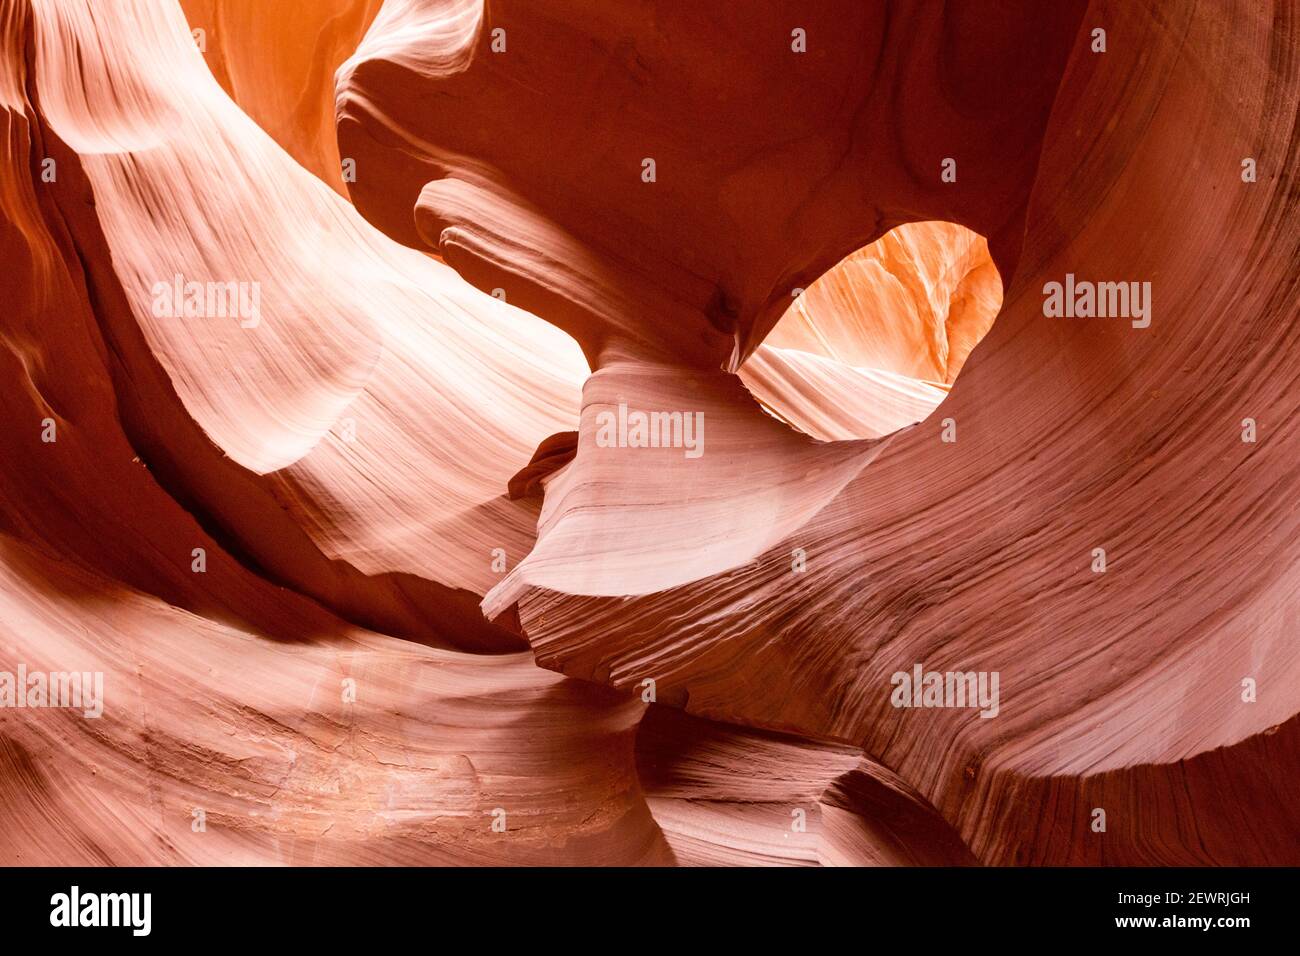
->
[
  {"left": 179, "top": 0, "right": 383, "bottom": 194},
  {"left": 637, "top": 706, "right": 977, "bottom": 866},
  {"left": 739, "top": 220, "right": 1002, "bottom": 441},
  {"left": 341, "top": 0, "right": 1300, "bottom": 865},
  {"left": 0, "top": 0, "right": 1296, "bottom": 868}
]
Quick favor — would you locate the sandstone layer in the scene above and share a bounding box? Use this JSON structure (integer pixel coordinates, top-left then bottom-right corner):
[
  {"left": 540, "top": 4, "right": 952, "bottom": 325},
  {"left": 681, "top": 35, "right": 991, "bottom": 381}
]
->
[{"left": 1, "top": 0, "right": 1296, "bottom": 866}]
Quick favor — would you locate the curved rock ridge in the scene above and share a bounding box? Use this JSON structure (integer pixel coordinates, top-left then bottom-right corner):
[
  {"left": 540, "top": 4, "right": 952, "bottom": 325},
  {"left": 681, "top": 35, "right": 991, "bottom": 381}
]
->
[
  {"left": 341, "top": 0, "right": 1299, "bottom": 865},
  {"left": 19, "top": 0, "right": 595, "bottom": 650},
  {"left": 637, "top": 706, "right": 977, "bottom": 867},
  {"left": 339, "top": 0, "right": 1085, "bottom": 616},
  {"left": 178, "top": 0, "right": 384, "bottom": 196},
  {"left": 0, "top": 0, "right": 1296, "bottom": 869},
  {"left": 338, "top": 0, "right": 1083, "bottom": 367},
  {"left": 0, "top": 534, "right": 669, "bottom": 866},
  {"left": 1, "top": 0, "right": 989, "bottom": 867}
]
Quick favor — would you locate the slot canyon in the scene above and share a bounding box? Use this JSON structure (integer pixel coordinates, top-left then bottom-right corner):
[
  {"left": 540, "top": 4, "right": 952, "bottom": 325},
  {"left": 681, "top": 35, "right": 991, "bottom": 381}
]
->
[{"left": 0, "top": 0, "right": 1296, "bottom": 871}]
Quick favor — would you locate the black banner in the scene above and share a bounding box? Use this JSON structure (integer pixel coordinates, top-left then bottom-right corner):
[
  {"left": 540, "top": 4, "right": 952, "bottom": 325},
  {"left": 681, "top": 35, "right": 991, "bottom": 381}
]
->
[{"left": 0, "top": 866, "right": 1285, "bottom": 942}]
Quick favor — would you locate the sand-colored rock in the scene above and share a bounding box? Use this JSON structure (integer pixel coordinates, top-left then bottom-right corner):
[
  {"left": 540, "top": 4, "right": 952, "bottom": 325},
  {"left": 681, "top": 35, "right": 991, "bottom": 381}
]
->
[{"left": 1, "top": 0, "right": 1295, "bottom": 868}]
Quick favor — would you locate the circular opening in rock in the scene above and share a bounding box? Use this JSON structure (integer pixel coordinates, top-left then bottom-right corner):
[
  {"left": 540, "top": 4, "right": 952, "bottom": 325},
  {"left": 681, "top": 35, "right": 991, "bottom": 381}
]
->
[{"left": 739, "top": 221, "right": 1003, "bottom": 441}]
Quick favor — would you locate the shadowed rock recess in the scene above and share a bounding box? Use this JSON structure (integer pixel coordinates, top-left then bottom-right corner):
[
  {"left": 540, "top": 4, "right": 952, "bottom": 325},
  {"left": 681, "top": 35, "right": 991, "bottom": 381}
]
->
[{"left": 0, "top": 0, "right": 1295, "bottom": 866}]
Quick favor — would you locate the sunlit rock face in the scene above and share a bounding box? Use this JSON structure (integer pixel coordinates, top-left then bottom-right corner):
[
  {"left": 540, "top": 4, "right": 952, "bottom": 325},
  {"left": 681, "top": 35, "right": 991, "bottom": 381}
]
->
[
  {"left": 1, "top": 0, "right": 1297, "bottom": 869},
  {"left": 177, "top": 0, "right": 384, "bottom": 195},
  {"left": 740, "top": 221, "right": 1003, "bottom": 441}
]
